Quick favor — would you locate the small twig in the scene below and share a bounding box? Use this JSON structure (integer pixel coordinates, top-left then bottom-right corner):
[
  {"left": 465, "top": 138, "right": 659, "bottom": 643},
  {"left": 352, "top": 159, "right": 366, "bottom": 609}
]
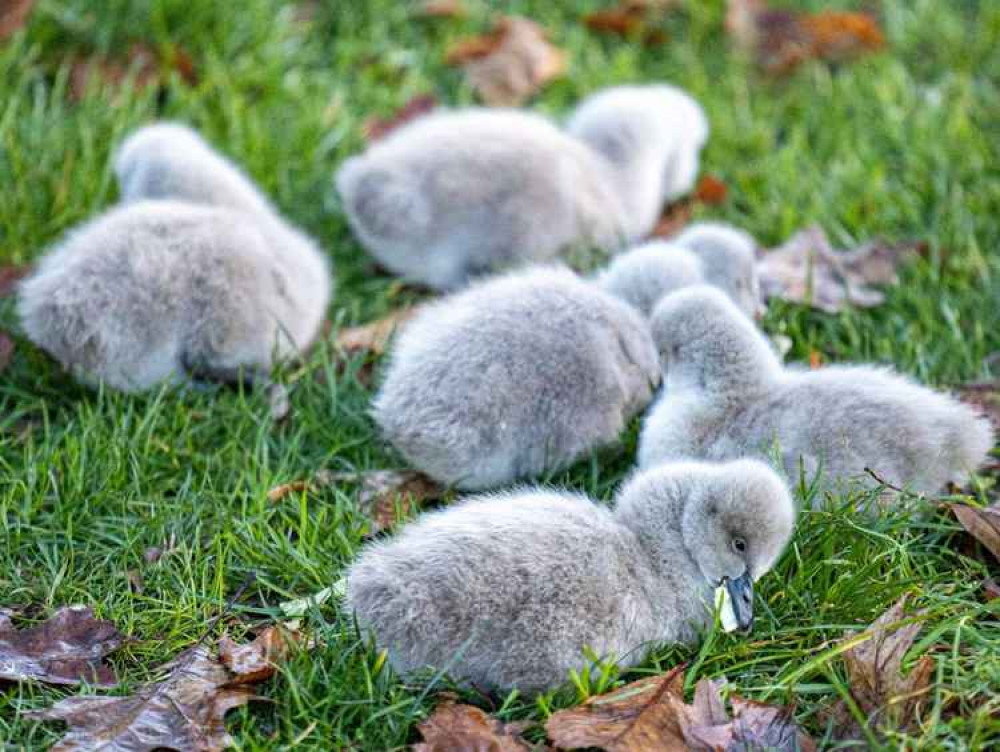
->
[{"left": 863, "top": 467, "right": 904, "bottom": 494}]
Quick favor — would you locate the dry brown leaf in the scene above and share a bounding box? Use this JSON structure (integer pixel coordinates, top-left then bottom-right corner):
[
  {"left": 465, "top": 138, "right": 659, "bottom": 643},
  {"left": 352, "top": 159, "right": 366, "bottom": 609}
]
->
[
  {"left": 219, "top": 625, "right": 303, "bottom": 685},
  {"left": 27, "top": 645, "right": 260, "bottom": 752},
  {"left": 446, "top": 17, "right": 567, "bottom": 106},
  {"left": 830, "top": 596, "right": 932, "bottom": 738},
  {"left": 334, "top": 307, "right": 420, "bottom": 357},
  {"left": 693, "top": 174, "right": 728, "bottom": 206},
  {"left": 648, "top": 199, "right": 694, "bottom": 239},
  {"left": 0, "top": 0, "right": 34, "bottom": 40},
  {"left": 954, "top": 382, "right": 1000, "bottom": 430},
  {"left": 547, "top": 667, "right": 813, "bottom": 752},
  {"left": 68, "top": 43, "right": 197, "bottom": 103},
  {"left": 0, "top": 264, "right": 30, "bottom": 297},
  {"left": 414, "top": 695, "right": 537, "bottom": 752},
  {"left": 0, "top": 332, "right": 14, "bottom": 373},
  {"left": 983, "top": 577, "right": 1000, "bottom": 601},
  {"left": 757, "top": 225, "right": 923, "bottom": 313},
  {"left": 267, "top": 479, "right": 312, "bottom": 503},
  {"left": 950, "top": 503, "right": 1000, "bottom": 562},
  {"left": 546, "top": 666, "right": 689, "bottom": 751},
  {"left": 362, "top": 94, "right": 438, "bottom": 142},
  {"left": 415, "top": 0, "right": 467, "bottom": 19},
  {"left": 0, "top": 605, "right": 123, "bottom": 688},
  {"left": 584, "top": 1, "right": 676, "bottom": 45},
  {"left": 331, "top": 469, "right": 443, "bottom": 533},
  {"left": 725, "top": 0, "right": 884, "bottom": 74}
]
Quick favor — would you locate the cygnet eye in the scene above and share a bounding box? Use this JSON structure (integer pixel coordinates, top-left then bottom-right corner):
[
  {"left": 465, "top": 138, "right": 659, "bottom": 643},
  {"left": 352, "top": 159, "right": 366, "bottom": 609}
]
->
[{"left": 732, "top": 537, "right": 747, "bottom": 554}]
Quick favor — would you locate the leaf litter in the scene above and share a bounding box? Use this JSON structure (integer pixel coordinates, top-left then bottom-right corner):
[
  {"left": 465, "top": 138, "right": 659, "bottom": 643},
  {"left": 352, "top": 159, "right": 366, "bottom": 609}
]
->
[
  {"left": 0, "top": 606, "right": 123, "bottom": 688},
  {"left": 446, "top": 16, "right": 567, "bottom": 106},
  {"left": 545, "top": 664, "right": 815, "bottom": 751},
  {"left": 415, "top": 695, "right": 537, "bottom": 752},
  {"left": 725, "top": 0, "right": 884, "bottom": 74},
  {"left": 757, "top": 224, "right": 925, "bottom": 313}
]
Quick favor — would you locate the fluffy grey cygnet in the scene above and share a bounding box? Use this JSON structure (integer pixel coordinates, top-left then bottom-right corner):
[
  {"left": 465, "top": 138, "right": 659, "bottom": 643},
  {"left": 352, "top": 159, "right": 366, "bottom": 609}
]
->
[
  {"left": 346, "top": 459, "right": 795, "bottom": 694},
  {"left": 566, "top": 84, "right": 709, "bottom": 241},
  {"left": 372, "top": 267, "right": 660, "bottom": 490},
  {"left": 597, "top": 222, "right": 761, "bottom": 318},
  {"left": 18, "top": 124, "right": 332, "bottom": 392},
  {"left": 335, "top": 108, "right": 628, "bottom": 290},
  {"left": 638, "top": 286, "right": 996, "bottom": 499}
]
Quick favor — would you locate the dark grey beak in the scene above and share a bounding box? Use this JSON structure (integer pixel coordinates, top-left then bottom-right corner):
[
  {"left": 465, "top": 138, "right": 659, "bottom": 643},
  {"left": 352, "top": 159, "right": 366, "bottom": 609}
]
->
[{"left": 725, "top": 572, "right": 754, "bottom": 633}]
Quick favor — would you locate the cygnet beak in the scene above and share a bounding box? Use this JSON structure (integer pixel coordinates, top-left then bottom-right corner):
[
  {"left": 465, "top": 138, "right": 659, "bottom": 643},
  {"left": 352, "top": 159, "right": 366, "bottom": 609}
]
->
[{"left": 724, "top": 572, "right": 754, "bottom": 633}]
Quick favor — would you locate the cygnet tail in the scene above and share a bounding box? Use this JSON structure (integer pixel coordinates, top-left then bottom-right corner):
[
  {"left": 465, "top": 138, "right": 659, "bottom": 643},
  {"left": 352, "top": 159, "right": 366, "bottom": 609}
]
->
[{"left": 335, "top": 156, "right": 432, "bottom": 243}]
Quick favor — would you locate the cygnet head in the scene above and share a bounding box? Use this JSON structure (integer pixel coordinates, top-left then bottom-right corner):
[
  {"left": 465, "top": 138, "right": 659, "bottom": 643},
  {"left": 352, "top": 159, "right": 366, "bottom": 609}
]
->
[
  {"left": 650, "top": 285, "right": 781, "bottom": 396},
  {"left": 566, "top": 84, "right": 709, "bottom": 203},
  {"left": 674, "top": 222, "right": 762, "bottom": 319},
  {"left": 597, "top": 241, "right": 703, "bottom": 317},
  {"left": 615, "top": 459, "right": 795, "bottom": 630}
]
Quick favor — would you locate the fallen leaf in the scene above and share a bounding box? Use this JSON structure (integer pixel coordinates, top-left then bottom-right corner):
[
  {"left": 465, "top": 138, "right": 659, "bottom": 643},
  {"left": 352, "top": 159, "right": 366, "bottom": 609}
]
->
[
  {"left": 0, "top": 0, "right": 34, "bottom": 40},
  {"left": 725, "top": 0, "right": 884, "bottom": 74},
  {"left": 757, "top": 225, "right": 923, "bottom": 313},
  {"left": 68, "top": 43, "right": 197, "bottom": 103},
  {"left": 27, "top": 645, "right": 259, "bottom": 752},
  {"left": 415, "top": 695, "right": 536, "bottom": 752},
  {"left": 329, "top": 469, "right": 443, "bottom": 533},
  {"left": 546, "top": 665, "right": 689, "bottom": 751},
  {"left": 950, "top": 503, "right": 1000, "bottom": 562},
  {"left": 267, "top": 479, "right": 311, "bottom": 503},
  {"left": 334, "top": 307, "right": 419, "bottom": 357},
  {"left": 583, "top": 1, "right": 676, "bottom": 44},
  {"left": 954, "top": 381, "right": 1000, "bottom": 430},
  {"left": 0, "top": 606, "right": 123, "bottom": 687},
  {"left": 831, "top": 596, "right": 932, "bottom": 738},
  {"left": 219, "top": 624, "right": 304, "bottom": 684},
  {"left": 0, "top": 332, "right": 14, "bottom": 373},
  {"left": 0, "top": 264, "right": 30, "bottom": 296},
  {"left": 446, "top": 16, "right": 567, "bottom": 106},
  {"left": 415, "top": 0, "right": 467, "bottom": 19},
  {"left": 693, "top": 174, "right": 728, "bottom": 205},
  {"left": 648, "top": 199, "right": 694, "bottom": 239},
  {"left": 547, "top": 667, "right": 814, "bottom": 752},
  {"left": 362, "top": 94, "right": 438, "bottom": 142},
  {"left": 983, "top": 578, "right": 1000, "bottom": 601},
  {"left": 808, "top": 350, "right": 822, "bottom": 369}
]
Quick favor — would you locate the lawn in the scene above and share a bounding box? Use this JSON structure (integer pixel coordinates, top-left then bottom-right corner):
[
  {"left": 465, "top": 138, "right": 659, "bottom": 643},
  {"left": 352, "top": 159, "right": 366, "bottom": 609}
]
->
[{"left": 1, "top": 0, "right": 999, "bottom": 749}]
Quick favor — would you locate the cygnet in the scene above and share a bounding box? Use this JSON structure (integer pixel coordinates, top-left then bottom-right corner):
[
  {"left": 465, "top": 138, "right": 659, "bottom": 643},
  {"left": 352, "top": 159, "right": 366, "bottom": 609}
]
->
[
  {"left": 597, "top": 222, "right": 761, "bottom": 318},
  {"left": 638, "top": 286, "right": 995, "bottom": 499},
  {"left": 18, "top": 124, "right": 332, "bottom": 391},
  {"left": 565, "top": 84, "right": 709, "bottom": 241},
  {"left": 372, "top": 266, "right": 660, "bottom": 490},
  {"left": 335, "top": 108, "right": 627, "bottom": 290},
  {"left": 346, "top": 459, "right": 795, "bottom": 694}
]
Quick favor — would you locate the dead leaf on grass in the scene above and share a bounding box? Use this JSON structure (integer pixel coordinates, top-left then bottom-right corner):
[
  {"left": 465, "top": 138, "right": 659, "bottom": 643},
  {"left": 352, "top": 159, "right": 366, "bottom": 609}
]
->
[
  {"left": 647, "top": 175, "right": 728, "bottom": 239},
  {"left": 362, "top": 94, "right": 438, "bottom": 142},
  {"left": 330, "top": 469, "right": 444, "bottom": 533},
  {"left": 415, "top": 0, "right": 467, "bottom": 19},
  {"left": 583, "top": 1, "right": 677, "bottom": 45},
  {"left": 692, "top": 174, "right": 728, "bottom": 205},
  {"left": 757, "top": 225, "right": 924, "bottom": 313},
  {"left": 725, "top": 0, "right": 884, "bottom": 74},
  {"left": 219, "top": 624, "right": 305, "bottom": 684},
  {"left": 950, "top": 503, "right": 1000, "bottom": 562},
  {"left": 0, "top": 605, "right": 123, "bottom": 687},
  {"left": 0, "top": 0, "right": 35, "bottom": 40},
  {"left": 414, "top": 695, "right": 537, "bottom": 752},
  {"left": 0, "top": 264, "right": 30, "bottom": 297},
  {"left": 68, "top": 43, "right": 198, "bottom": 103},
  {"left": 446, "top": 16, "right": 567, "bottom": 106},
  {"left": 546, "top": 666, "right": 814, "bottom": 752},
  {"left": 953, "top": 381, "right": 1000, "bottom": 430},
  {"left": 829, "top": 596, "right": 932, "bottom": 739},
  {"left": 27, "top": 645, "right": 261, "bottom": 752},
  {"left": 334, "top": 306, "right": 420, "bottom": 357}
]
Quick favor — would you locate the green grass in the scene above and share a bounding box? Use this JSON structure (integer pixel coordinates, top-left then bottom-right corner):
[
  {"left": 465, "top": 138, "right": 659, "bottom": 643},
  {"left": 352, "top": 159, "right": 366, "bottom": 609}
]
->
[{"left": 1, "top": 0, "right": 999, "bottom": 748}]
